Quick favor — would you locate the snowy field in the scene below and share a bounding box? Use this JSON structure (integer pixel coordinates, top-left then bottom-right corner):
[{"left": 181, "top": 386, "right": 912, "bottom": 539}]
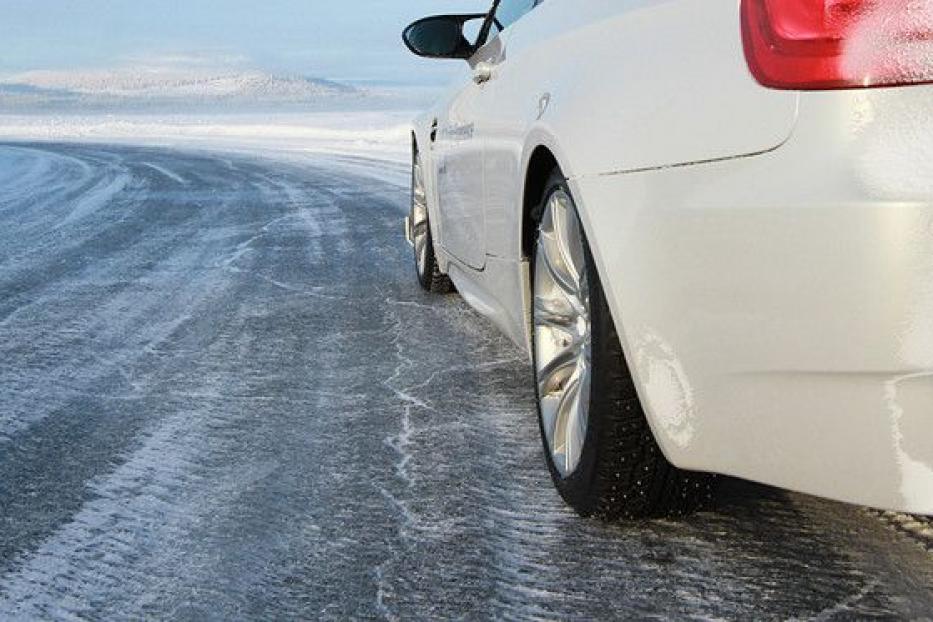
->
[
  {"left": 0, "top": 111, "right": 413, "bottom": 165},
  {"left": 0, "top": 111, "right": 415, "bottom": 197}
]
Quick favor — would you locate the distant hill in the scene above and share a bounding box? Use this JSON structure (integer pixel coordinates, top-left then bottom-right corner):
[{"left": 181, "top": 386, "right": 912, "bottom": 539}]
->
[{"left": 0, "top": 69, "right": 364, "bottom": 111}]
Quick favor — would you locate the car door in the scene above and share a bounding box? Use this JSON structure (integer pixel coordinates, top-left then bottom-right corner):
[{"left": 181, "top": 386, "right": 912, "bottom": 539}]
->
[
  {"left": 475, "top": 0, "right": 543, "bottom": 260},
  {"left": 433, "top": 12, "right": 502, "bottom": 271},
  {"left": 434, "top": 0, "right": 542, "bottom": 270}
]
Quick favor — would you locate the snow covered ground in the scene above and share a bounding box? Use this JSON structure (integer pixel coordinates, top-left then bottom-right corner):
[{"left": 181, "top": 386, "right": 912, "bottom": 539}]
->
[{"left": 0, "top": 111, "right": 415, "bottom": 165}]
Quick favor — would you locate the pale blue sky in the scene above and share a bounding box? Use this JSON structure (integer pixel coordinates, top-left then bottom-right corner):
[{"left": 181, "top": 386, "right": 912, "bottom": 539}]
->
[{"left": 0, "top": 0, "right": 491, "bottom": 84}]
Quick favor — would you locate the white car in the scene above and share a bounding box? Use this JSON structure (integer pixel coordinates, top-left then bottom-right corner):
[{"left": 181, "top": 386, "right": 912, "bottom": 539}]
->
[{"left": 403, "top": 0, "right": 933, "bottom": 518}]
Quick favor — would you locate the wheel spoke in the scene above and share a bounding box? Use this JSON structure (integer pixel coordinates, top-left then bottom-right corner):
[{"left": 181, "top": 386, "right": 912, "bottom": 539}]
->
[
  {"left": 414, "top": 232, "right": 427, "bottom": 259},
  {"left": 413, "top": 185, "right": 426, "bottom": 207},
  {"left": 418, "top": 241, "right": 429, "bottom": 272},
  {"left": 411, "top": 154, "right": 431, "bottom": 276},
  {"left": 536, "top": 342, "right": 579, "bottom": 396},
  {"left": 533, "top": 295, "right": 575, "bottom": 328},
  {"left": 550, "top": 192, "right": 586, "bottom": 288},
  {"left": 551, "top": 366, "right": 582, "bottom": 463},
  {"left": 539, "top": 392, "right": 560, "bottom": 448},
  {"left": 566, "top": 360, "right": 590, "bottom": 470},
  {"left": 539, "top": 230, "right": 580, "bottom": 303}
]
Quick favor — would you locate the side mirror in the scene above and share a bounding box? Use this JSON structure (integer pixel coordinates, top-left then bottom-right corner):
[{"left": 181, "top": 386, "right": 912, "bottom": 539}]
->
[{"left": 402, "top": 14, "right": 487, "bottom": 60}]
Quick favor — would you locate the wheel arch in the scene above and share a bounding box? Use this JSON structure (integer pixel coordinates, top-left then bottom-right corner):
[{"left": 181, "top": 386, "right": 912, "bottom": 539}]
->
[
  {"left": 519, "top": 139, "right": 683, "bottom": 470},
  {"left": 521, "top": 145, "right": 560, "bottom": 261}
]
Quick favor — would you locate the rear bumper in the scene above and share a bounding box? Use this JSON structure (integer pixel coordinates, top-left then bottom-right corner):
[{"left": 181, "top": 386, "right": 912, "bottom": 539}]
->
[{"left": 572, "top": 85, "right": 933, "bottom": 514}]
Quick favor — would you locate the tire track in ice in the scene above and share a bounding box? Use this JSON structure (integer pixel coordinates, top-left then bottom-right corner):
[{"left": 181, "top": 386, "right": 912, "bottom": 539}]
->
[
  {"left": 0, "top": 144, "right": 357, "bottom": 578},
  {"left": 0, "top": 142, "right": 415, "bottom": 619},
  {"left": 140, "top": 161, "right": 187, "bottom": 185},
  {"left": 0, "top": 145, "right": 275, "bottom": 442},
  {"left": 873, "top": 511, "right": 933, "bottom": 551},
  {"left": 55, "top": 169, "right": 131, "bottom": 228}
]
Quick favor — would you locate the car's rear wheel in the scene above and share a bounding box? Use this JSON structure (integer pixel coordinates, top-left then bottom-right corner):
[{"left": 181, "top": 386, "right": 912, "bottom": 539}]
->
[
  {"left": 411, "top": 149, "right": 453, "bottom": 294},
  {"left": 532, "top": 170, "right": 714, "bottom": 519}
]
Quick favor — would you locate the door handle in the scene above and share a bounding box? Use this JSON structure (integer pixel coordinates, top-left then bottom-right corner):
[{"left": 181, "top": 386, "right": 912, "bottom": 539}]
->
[{"left": 473, "top": 62, "right": 494, "bottom": 84}]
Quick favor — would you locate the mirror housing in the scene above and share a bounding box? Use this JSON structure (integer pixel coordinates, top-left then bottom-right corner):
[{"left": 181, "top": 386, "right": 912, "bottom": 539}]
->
[{"left": 402, "top": 14, "right": 487, "bottom": 60}]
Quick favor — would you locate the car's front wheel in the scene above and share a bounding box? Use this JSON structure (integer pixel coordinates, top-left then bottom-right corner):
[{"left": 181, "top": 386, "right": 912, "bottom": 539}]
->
[
  {"left": 531, "top": 169, "right": 714, "bottom": 519},
  {"left": 410, "top": 148, "right": 452, "bottom": 294}
]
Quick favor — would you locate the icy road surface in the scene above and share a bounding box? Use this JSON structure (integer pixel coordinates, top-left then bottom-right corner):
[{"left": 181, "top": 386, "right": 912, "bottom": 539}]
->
[{"left": 0, "top": 143, "right": 930, "bottom": 620}]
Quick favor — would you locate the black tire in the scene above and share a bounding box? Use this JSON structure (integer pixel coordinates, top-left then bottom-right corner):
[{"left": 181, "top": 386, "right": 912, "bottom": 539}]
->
[
  {"left": 531, "top": 170, "right": 715, "bottom": 520},
  {"left": 411, "top": 149, "right": 453, "bottom": 294},
  {"left": 415, "top": 222, "right": 453, "bottom": 294}
]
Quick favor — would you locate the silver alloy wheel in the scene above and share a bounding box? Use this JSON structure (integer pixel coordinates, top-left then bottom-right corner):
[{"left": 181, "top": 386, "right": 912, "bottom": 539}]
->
[
  {"left": 534, "top": 188, "right": 592, "bottom": 478},
  {"left": 411, "top": 154, "right": 430, "bottom": 278}
]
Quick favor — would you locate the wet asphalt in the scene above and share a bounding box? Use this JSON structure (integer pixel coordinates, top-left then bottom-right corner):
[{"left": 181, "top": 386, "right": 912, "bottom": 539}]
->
[{"left": 0, "top": 143, "right": 930, "bottom": 620}]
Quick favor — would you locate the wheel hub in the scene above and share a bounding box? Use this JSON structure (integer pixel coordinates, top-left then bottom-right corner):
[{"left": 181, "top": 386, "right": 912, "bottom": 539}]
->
[
  {"left": 411, "top": 155, "right": 430, "bottom": 278},
  {"left": 533, "top": 188, "right": 592, "bottom": 478}
]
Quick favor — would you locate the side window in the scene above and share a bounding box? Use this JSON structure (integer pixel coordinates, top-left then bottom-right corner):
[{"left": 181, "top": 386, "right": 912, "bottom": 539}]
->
[{"left": 490, "top": 0, "right": 540, "bottom": 35}]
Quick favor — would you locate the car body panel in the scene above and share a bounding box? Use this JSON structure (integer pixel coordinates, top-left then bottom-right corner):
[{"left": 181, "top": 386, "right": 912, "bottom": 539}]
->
[
  {"left": 572, "top": 84, "right": 933, "bottom": 514},
  {"left": 430, "top": 36, "right": 508, "bottom": 270},
  {"left": 481, "top": 0, "right": 798, "bottom": 261},
  {"left": 433, "top": 76, "right": 487, "bottom": 269}
]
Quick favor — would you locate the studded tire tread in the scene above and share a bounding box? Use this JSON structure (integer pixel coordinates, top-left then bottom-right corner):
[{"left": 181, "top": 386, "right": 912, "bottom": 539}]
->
[{"left": 421, "top": 245, "right": 454, "bottom": 294}]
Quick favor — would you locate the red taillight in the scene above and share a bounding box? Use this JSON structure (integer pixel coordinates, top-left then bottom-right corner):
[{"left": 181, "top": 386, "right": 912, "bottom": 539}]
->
[{"left": 741, "top": 0, "right": 933, "bottom": 90}]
